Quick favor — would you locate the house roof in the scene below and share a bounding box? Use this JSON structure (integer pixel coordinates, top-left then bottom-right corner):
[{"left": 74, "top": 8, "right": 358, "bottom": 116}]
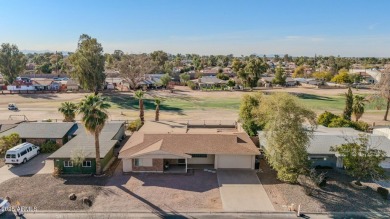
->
[
  {"left": 258, "top": 125, "right": 390, "bottom": 156},
  {"left": 119, "top": 121, "right": 259, "bottom": 159},
  {"left": 49, "top": 122, "right": 124, "bottom": 159},
  {"left": 194, "top": 76, "right": 228, "bottom": 84},
  {"left": 0, "top": 122, "right": 76, "bottom": 139}
]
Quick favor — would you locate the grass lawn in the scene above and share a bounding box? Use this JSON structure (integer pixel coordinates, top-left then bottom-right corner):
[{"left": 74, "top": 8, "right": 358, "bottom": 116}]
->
[{"left": 106, "top": 92, "right": 385, "bottom": 114}]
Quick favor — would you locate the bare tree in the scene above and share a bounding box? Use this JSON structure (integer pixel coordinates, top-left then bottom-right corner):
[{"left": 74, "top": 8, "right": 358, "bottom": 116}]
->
[
  {"left": 118, "top": 54, "right": 157, "bottom": 90},
  {"left": 376, "top": 68, "right": 390, "bottom": 120}
]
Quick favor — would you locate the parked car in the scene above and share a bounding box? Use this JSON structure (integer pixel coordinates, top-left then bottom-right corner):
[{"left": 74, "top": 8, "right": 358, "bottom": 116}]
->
[
  {"left": 8, "top": 103, "right": 18, "bottom": 111},
  {"left": 5, "top": 142, "right": 40, "bottom": 164},
  {"left": 0, "top": 198, "right": 10, "bottom": 215}
]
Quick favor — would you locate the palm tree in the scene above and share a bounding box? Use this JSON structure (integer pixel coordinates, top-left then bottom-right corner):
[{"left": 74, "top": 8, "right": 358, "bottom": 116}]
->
[
  {"left": 154, "top": 98, "right": 162, "bottom": 121},
  {"left": 353, "top": 95, "right": 366, "bottom": 122},
  {"left": 58, "top": 102, "right": 77, "bottom": 122},
  {"left": 77, "top": 94, "right": 110, "bottom": 175},
  {"left": 134, "top": 90, "right": 145, "bottom": 124}
]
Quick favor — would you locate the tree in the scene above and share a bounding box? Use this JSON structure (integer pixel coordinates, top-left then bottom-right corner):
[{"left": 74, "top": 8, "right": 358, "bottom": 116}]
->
[
  {"left": 77, "top": 94, "right": 110, "bottom": 175},
  {"left": 216, "top": 73, "right": 229, "bottom": 80},
  {"left": 119, "top": 54, "right": 157, "bottom": 90},
  {"left": 353, "top": 95, "right": 366, "bottom": 122},
  {"left": 227, "top": 79, "right": 235, "bottom": 88},
  {"left": 112, "top": 50, "right": 124, "bottom": 61},
  {"left": 0, "top": 43, "right": 27, "bottom": 84},
  {"left": 273, "top": 66, "right": 286, "bottom": 85},
  {"left": 256, "top": 93, "right": 317, "bottom": 182},
  {"left": 292, "top": 66, "right": 305, "bottom": 78},
  {"left": 58, "top": 102, "right": 78, "bottom": 122},
  {"left": 343, "top": 87, "right": 353, "bottom": 121},
  {"left": 312, "top": 71, "right": 333, "bottom": 81},
  {"left": 150, "top": 50, "right": 168, "bottom": 70},
  {"left": 69, "top": 34, "right": 105, "bottom": 94},
  {"left": 0, "top": 133, "right": 20, "bottom": 155},
  {"left": 331, "top": 70, "right": 351, "bottom": 84},
  {"left": 160, "top": 73, "right": 171, "bottom": 88},
  {"left": 239, "top": 93, "right": 265, "bottom": 136},
  {"left": 71, "top": 149, "right": 86, "bottom": 172},
  {"left": 134, "top": 90, "right": 145, "bottom": 124},
  {"left": 330, "top": 134, "right": 387, "bottom": 185},
  {"left": 244, "top": 58, "right": 267, "bottom": 88},
  {"left": 376, "top": 69, "right": 390, "bottom": 120},
  {"left": 154, "top": 98, "right": 162, "bottom": 121},
  {"left": 179, "top": 72, "right": 190, "bottom": 85}
]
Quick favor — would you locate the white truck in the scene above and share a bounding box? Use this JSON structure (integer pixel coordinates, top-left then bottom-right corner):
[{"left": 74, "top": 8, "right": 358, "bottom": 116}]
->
[{"left": 5, "top": 142, "right": 40, "bottom": 164}]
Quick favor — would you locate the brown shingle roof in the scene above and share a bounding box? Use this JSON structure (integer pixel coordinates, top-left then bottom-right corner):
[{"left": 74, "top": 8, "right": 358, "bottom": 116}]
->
[{"left": 119, "top": 133, "right": 259, "bottom": 158}]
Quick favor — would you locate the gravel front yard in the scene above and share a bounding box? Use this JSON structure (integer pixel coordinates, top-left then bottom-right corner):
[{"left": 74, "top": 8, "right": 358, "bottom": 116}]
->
[
  {"left": 92, "top": 166, "right": 222, "bottom": 212},
  {"left": 0, "top": 174, "right": 108, "bottom": 210},
  {"left": 259, "top": 159, "right": 390, "bottom": 213},
  {"left": 0, "top": 158, "right": 5, "bottom": 168}
]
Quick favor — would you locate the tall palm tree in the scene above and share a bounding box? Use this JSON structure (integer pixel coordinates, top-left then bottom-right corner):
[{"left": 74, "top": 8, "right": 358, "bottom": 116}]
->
[
  {"left": 58, "top": 102, "right": 77, "bottom": 122},
  {"left": 353, "top": 95, "right": 366, "bottom": 122},
  {"left": 154, "top": 98, "right": 161, "bottom": 121},
  {"left": 134, "top": 90, "right": 145, "bottom": 124},
  {"left": 77, "top": 94, "right": 110, "bottom": 175}
]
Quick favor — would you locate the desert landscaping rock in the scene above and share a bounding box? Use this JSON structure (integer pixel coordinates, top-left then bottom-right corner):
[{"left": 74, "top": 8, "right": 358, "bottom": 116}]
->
[{"left": 69, "top": 193, "right": 77, "bottom": 200}]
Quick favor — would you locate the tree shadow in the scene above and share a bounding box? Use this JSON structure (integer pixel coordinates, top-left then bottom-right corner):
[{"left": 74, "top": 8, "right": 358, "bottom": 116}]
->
[
  {"left": 295, "top": 93, "right": 335, "bottom": 101},
  {"left": 16, "top": 93, "right": 59, "bottom": 100}
]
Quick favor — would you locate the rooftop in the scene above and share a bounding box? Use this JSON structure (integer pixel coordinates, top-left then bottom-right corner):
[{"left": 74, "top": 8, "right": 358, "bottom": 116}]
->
[
  {"left": 0, "top": 122, "right": 76, "bottom": 139},
  {"left": 49, "top": 122, "right": 124, "bottom": 159}
]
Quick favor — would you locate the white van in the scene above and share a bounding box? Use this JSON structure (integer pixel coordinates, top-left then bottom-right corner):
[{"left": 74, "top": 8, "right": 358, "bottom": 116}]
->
[{"left": 5, "top": 142, "right": 40, "bottom": 164}]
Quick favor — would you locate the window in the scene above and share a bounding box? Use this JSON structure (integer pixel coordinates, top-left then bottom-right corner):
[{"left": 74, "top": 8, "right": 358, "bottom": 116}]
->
[
  {"left": 310, "top": 157, "right": 327, "bottom": 161},
  {"left": 191, "top": 154, "right": 207, "bottom": 158},
  {"left": 20, "top": 150, "right": 27, "bottom": 156},
  {"left": 82, "top": 161, "right": 92, "bottom": 167},
  {"left": 64, "top": 160, "right": 73, "bottom": 167},
  {"left": 134, "top": 159, "right": 140, "bottom": 167}
]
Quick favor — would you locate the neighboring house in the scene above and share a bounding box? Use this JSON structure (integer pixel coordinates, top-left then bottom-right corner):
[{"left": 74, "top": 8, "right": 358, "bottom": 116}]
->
[
  {"left": 0, "top": 122, "right": 77, "bottom": 146},
  {"left": 32, "top": 79, "right": 60, "bottom": 91},
  {"left": 294, "top": 78, "right": 323, "bottom": 86},
  {"left": 65, "top": 79, "right": 80, "bottom": 91},
  {"left": 349, "top": 69, "right": 382, "bottom": 84},
  {"left": 0, "top": 120, "right": 25, "bottom": 133},
  {"left": 49, "top": 122, "right": 125, "bottom": 174},
  {"left": 258, "top": 125, "right": 390, "bottom": 169},
  {"left": 119, "top": 121, "right": 259, "bottom": 173},
  {"left": 191, "top": 76, "right": 228, "bottom": 88}
]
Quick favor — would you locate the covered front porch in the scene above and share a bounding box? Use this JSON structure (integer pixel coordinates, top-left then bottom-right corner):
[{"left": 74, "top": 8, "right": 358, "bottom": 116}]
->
[{"left": 163, "top": 158, "right": 215, "bottom": 173}]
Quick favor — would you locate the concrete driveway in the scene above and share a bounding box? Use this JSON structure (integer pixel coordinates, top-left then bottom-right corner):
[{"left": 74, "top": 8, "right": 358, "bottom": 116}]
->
[
  {"left": 0, "top": 154, "right": 53, "bottom": 184},
  {"left": 217, "top": 169, "right": 275, "bottom": 212}
]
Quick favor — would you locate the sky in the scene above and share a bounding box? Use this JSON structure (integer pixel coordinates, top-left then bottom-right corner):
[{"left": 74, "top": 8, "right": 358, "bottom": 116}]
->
[{"left": 0, "top": 0, "right": 389, "bottom": 57}]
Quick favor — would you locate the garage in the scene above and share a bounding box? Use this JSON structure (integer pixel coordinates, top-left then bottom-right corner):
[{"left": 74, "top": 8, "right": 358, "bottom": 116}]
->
[
  {"left": 215, "top": 155, "right": 254, "bottom": 169},
  {"left": 380, "top": 158, "right": 390, "bottom": 169}
]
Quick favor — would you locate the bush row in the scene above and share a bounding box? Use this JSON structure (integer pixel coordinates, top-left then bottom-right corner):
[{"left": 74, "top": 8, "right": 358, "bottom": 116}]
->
[{"left": 317, "top": 111, "right": 369, "bottom": 132}]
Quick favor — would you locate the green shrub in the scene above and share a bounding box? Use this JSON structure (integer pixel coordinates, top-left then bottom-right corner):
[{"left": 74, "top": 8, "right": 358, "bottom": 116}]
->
[
  {"left": 350, "top": 121, "right": 369, "bottom": 132},
  {"left": 187, "top": 81, "right": 197, "bottom": 90},
  {"left": 127, "top": 119, "right": 143, "bottom": 132},
  {"left": 40, "top": 141, "right": 60, "bottom": 153},
  {"left": 377, "top": 187, "right": 389, "bottom": 200},
  {"left": 317, "top": 111, "right": 338, "bottom": 127},
  {"left": 328, "top": 117, "right": 351, "bottom": 128}
]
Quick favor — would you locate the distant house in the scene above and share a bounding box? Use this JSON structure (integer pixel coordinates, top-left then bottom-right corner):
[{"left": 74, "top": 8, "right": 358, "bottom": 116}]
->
[
  {"left": 349, "top": 69, "right": 382, "bottom": 84},
  {"left": 0, "top": 122, "right": 77, "bottom": 146},
  {"left": 32, "top": 79, "right": 60, "bottom": 91},
  {"left": 294, "top": 78, "right": 323, "bottom": 86},
  {"left": 191, "top": 76, "right": 228, "bottom": 88},
  {"left": 259, "top": 126, "right": 390, "bottom": 169},
  {"left": 49, "top": 122, "right": 125, "bottom": 174},
  {"left": 119, "top": 121, "right": 259, "bottom": 173},
  {"left": 65, "top": 79, "right": 80, "bottom": 91}
]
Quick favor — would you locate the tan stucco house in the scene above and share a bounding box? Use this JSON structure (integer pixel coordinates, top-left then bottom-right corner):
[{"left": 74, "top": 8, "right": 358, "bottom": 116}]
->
[{"left": 119, "top": 121, "right": 259, "bottom": 173}]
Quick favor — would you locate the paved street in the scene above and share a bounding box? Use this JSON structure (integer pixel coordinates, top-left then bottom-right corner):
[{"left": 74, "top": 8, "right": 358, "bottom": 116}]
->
[
  {"left": 217, "top": 169, "right": 275, "bottom": 212},
  {"left": 0, "top": 154, "right": 53, "bottom": 184}
]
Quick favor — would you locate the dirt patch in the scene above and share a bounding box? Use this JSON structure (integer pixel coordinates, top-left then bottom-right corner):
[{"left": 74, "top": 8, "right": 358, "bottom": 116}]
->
[
  {"left": 258, "top": 159, "right": 390, "bottom": 212},
  {"left": 0, "top": 174, "right": 108, "bottom": 210}
]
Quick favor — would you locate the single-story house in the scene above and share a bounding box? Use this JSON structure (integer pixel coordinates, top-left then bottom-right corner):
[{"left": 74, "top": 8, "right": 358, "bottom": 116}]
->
[
  {"left": 0, "top": 120, "right": 25, "bottom": 133},
  {"left": 119, "top": 121, "right": 259, "bottom": 173},
  {"left": 32, "top": 79, "right": 60, "bottom": 91},
  {"left": 258, "top": 125, "right": 390, "bottom": 169},
  {"left": 49, "top": 122, "right": 125, "bottom": 174},
  {"left": 0, "top": 122, "right": 77, "bottom": 146},
  {"left": 65, "top": 79, "right": 80, "bottom": 91},
  {"left": 191, "top": 76, "right": 228, "bottom": 88}
]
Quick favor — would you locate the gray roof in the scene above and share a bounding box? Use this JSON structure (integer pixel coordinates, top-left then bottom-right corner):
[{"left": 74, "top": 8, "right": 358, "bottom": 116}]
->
[
  {"left": 259, "top": 125, "right": 390, "bottom": 156},
  {"left": 48, "top": 122, "right": 124, "bottom": 159},
  {"left": 0, "top": 122, "right": 76, "bottom": 138},
  {"left": 194, "top": 76, "right": 228, "bottom": 84}
]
